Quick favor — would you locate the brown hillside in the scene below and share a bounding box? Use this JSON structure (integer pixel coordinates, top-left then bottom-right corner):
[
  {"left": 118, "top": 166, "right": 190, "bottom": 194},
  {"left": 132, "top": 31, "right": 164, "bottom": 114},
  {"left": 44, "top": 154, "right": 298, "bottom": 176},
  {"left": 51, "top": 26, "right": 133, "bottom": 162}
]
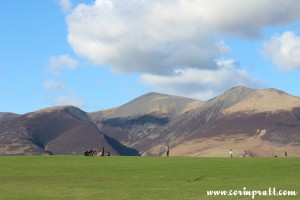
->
[
  {"left": 0, "top": 106, "right": 117, "bottom": 155},
  {"left": 144, "top": 87, "right": 300, "bottom": 156},
  {"left": 1, "top": 87, "right": 300, "bottom": 157}
]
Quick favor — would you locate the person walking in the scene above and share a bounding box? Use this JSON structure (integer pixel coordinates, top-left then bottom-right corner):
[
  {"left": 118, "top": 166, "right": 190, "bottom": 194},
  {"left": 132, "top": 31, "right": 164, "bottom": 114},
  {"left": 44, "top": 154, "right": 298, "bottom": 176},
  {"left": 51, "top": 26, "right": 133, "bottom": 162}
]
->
[{"left": 166, "top": 145, "right": 170, "bottom": 157}]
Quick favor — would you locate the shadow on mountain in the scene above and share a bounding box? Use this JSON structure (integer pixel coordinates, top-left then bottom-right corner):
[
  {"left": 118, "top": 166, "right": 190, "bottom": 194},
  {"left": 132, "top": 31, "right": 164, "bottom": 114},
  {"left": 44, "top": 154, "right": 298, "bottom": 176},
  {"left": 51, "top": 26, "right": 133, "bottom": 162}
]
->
[
  {"left": 102, "top": 115, "right": 169, "bottom": 128},
  {"left": 104, "top": 134, "right": 140, "bottom": 156},
  {"left": 292, "top": 107, "right": 300, "bottom": 122}
]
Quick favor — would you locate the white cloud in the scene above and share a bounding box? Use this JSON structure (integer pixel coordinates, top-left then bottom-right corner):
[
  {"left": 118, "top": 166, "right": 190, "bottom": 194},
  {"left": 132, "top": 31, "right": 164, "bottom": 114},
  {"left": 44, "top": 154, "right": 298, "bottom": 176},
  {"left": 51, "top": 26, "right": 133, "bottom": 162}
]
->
[
  {"left": 66, "top": 0, "right": 300, "bottom": 74},
  {"left": 46, "top": 54, "right": 78, "bottom": 75},
  {"left": 43, "top": 80, "right": 65, "bottom": 91},
  {"left": 45, "top": 91, "right": 85, "bottom": 108},
  {"left": 43, "top": 80, "right": 85, "bottom": 108},
  {"left": 216, "top": 41, "right": 231, "bottom": 55},
  {"left": 140, "top": 60, "right": 260, "bottom": 100},
  {"left": 67, "top": 0, "right": 231, "bottom": 75},
  {"left": 65, "top": 0, "right": 298, "bottom": 99},
  {"left": 56, "top": 0, "right": 72, "bottom": 13},
  {"left": 52, "top": 94, "right": 85, "bottom": 107},
  {"left": 262, "top": 31, "right": 300, "bottom": 71},
  {"left": 194, "top": 0, "right": 300, "bottom": 38}
]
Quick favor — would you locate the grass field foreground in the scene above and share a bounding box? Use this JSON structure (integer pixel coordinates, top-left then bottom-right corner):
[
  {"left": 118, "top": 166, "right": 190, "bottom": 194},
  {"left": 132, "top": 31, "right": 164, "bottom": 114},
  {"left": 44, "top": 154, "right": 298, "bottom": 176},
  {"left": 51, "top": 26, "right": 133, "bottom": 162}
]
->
[{"left": 0, "top": 156, "right": 299, "bottom": 200}]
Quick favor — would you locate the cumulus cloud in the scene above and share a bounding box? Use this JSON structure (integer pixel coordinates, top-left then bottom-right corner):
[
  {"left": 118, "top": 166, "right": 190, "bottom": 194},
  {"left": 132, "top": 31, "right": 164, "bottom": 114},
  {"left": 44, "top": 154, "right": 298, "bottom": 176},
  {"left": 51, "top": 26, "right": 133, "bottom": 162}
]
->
[
  {"left": 66, "top": 0, "right": 298, "bottom": 98},
  {"left": 194, "top": 0, "right": 300, "bottom": 38},
  {"left": 67, "top": 0, "right": 234, "bottom": 74},
  {"left": 56, "top": 0, "right": 72, "bottom": 13},
  {"left": 46, "top": 54, "right": 78, "bottom": 75},
  {"left": 262, "top": 31, "right": 300, "bottom": 71},
  {"left": 140, "top": 60, "right": 260, "bottom": 100},
  {"left": 67, "top": 0, "right": 300, "bottom": 74}
]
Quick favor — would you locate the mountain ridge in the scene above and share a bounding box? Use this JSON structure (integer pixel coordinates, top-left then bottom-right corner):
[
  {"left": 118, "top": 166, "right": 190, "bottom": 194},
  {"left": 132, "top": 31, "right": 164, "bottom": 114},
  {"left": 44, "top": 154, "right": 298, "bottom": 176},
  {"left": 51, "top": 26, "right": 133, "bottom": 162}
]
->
[{"left": 1, "top": 86, "right": 300, "bottom": 157}]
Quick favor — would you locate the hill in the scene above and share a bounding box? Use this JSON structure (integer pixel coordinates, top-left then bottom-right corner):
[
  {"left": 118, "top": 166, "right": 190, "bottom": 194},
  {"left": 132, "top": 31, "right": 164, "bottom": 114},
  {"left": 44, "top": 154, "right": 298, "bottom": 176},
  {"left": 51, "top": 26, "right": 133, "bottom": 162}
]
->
[
  {"left": 0, "top": 106, "right": 136, "bottom": 155},
  {"left": 89, "top": 92, "right": 203, "bottom": 154},
  {"left": 147, "top": 87, "right": 300, "bottom": 157},
  {"left": 0, "top": 112, "right": 19, "bottom": 122},
  {"left": 1, "top": 87, "right": 300, "bottom": 157}
]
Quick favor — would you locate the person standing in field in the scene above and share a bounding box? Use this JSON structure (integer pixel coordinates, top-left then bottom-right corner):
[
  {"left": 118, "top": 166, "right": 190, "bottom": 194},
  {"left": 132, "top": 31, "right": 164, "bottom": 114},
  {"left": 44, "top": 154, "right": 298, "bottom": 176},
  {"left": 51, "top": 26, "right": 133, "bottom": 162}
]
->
[
  {"left": 229, "top": 149, "right": 233, "bottom": 158},
  {"left": 285, "top": 151, "right": 287, "bottom": 157},
  {"left": 166, "top": 145, "right": 170, "bottom": 157},
  {"left": 101, "top": 147, "right": 105, "bottom": 156}
]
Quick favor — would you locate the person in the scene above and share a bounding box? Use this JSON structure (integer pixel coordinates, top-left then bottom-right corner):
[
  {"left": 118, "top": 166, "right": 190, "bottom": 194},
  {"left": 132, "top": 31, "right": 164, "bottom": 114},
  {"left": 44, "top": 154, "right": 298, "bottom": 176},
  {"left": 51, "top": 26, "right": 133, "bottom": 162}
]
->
[
  {"left": 166, "top": 145, "right": 170, "bottom": 157},
  {"left": 229, "top": 149, "right": 233, "bottom": 158},
  {"left": 107, "top": 151, "right": 111, "bottom": 156},
  {"left": 285, "top": 151, "right": 287, "bottom": 157},
  {"left": 101, "top": 147, "right": 105, "bottom": 156}
]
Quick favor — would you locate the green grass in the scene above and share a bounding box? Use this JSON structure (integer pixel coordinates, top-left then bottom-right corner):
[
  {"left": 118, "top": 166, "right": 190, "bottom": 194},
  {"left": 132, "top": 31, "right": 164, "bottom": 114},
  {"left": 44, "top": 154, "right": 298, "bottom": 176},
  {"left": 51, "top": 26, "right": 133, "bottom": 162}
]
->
[{"left": 0, "top": 156, "right": 299, "bottom": 200}]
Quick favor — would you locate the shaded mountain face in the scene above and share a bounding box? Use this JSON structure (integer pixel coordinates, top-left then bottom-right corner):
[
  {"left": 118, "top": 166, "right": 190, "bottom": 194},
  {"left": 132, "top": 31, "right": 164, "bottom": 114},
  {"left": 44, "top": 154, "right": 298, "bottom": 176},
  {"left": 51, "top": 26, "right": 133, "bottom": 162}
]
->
[
  {"left": 0, "top": 106, "right": 122, "bottom": 155},
  {"left": 1, "top": 87, "right": 300, "bottom": 157},
  {"left": 89, "top": 92, "right": 203, "bottom": 152}
]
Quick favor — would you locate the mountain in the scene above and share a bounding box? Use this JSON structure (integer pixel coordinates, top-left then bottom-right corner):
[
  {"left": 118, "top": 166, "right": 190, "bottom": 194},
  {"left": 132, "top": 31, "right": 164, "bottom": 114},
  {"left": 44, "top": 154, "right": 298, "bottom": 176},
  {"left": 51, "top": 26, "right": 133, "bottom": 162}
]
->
[
  {"left": 90, "top": 92, "right": 203, "bottom": 119},
  {"left": 1, "top": 87, "right": 300, "bottom": 157},
  {"left": 0, "top": 106, "right": 136, "bottom": 155},
  {"left": 145, "top": 87, "right": 300, "bottom": 157},
  {"left": 0, "top": 112, "right": 19, "bottom": 122},
  {"left": 89, "top": 92, "right": 203, "bottom": 153}
]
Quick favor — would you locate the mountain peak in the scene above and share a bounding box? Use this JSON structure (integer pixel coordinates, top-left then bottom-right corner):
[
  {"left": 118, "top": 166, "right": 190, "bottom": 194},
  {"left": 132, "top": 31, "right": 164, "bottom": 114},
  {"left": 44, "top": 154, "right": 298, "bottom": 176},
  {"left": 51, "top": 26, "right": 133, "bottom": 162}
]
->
[
  {"left": 222, "top": 87, "right": 300, "bottom": 114},
  {"left": 203, "top": 86, "right": 256, "bottom": 110},
  {"left": 26, "top": 105, "right": 92, "bottom": 124},
  {"left": 91, "top": 92, "right": 203, "bottom": 120},
  {"left": 0, "top": 112, "right": 19, "bottom": 122},
  {"left": 223, "top": 86, "right": 256, "bottom": 96}
]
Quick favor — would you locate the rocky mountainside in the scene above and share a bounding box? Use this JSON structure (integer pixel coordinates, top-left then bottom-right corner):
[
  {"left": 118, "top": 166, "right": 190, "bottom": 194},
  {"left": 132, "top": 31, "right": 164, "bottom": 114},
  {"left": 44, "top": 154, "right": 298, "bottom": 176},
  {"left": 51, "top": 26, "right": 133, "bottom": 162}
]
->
[
  {"left": 0, "top": 112, "right": 19, "bottom": 122},
  {"left": 145, "top": 87, "right": 300, "bottom": 157},
  {"left": 0, "top": 106, "right": 136, "bottom": 155},
  {"left": 89, "top": 92, "right": 203, "bottom": 153},
  {"left": 1, "top": 86, "right": 300, "bottom": 157}
]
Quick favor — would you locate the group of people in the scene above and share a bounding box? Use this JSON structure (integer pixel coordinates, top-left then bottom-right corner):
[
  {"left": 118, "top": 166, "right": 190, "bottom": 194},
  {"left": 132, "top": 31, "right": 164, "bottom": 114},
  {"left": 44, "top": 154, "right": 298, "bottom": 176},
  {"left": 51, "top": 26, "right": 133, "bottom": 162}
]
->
[
  {"left": 229, "top": 149, "right": 288, "bottom": 158},
  {"left": 97, "top": 147, "right": 111, "bottom": 156},
  {"left": 84, "top": 147, "right": 111, "bottom": 156},
  {"left": 274, "top": 151, "right": 288, "bottom": 158},
  {"left": 84, "top": 145, "right": 290, "bottom": 158}
]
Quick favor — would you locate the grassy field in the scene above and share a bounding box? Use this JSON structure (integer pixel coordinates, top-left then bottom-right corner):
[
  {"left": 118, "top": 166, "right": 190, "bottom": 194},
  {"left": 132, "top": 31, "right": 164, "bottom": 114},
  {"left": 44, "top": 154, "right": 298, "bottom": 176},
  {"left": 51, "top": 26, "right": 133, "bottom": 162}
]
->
[{"left": 0, "top": 156, "right": 299, "bottom": 200}]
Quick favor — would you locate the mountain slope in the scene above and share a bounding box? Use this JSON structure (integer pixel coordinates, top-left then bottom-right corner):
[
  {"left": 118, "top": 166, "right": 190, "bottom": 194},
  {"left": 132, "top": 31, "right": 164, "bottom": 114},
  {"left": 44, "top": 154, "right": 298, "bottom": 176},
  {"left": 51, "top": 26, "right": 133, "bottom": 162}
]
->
[
  {"left": 0, "top": 112, "right": 19, "bottom": 122},
  {"left": 90, "top": 92, "right": 203, "bottom": 119},
  {"left": 1, "top": 87, "right": 300, "bottom": 157},
  {"left": 223, "top": 88, "right": 300, "bottom": 113},
  {"left": 0, "top": 106, "right": 119, "bottom": 155},
  {"left": 146, "top": 87, "right": 300, "bottom": 156},
  {"left": 89, "top": 92, "right": 203, "bottom": 152}
]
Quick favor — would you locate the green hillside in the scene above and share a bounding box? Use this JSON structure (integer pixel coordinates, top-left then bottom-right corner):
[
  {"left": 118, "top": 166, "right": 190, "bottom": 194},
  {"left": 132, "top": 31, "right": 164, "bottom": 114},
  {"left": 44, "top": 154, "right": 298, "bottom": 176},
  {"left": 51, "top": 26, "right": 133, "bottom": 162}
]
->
[{"left": 0, "top": 156, "right": 299, "bottom": 199}]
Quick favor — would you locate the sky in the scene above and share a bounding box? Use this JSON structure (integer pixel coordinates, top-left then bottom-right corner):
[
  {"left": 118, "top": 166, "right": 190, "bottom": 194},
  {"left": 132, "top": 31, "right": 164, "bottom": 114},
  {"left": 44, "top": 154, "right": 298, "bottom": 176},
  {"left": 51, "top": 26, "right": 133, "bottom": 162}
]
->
[{"left": 1, "top": 0, "right": 300, "bottom": 114}]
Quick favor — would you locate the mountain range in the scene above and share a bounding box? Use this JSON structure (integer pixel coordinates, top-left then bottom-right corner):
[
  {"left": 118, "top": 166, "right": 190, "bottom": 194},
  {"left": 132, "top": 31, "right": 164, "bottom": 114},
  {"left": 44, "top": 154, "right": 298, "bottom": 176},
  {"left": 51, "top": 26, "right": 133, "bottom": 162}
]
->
[{"left": 1, "top": 86, "right": 300, "bottom": 157}]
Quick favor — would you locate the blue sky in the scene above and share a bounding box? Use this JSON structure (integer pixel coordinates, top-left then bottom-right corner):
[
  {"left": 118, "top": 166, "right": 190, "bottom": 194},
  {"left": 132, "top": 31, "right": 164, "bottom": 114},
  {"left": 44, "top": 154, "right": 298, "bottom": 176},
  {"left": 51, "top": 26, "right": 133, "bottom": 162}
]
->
[{"left": 1, "top": 0, "right": 300, "bottom": 114}]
